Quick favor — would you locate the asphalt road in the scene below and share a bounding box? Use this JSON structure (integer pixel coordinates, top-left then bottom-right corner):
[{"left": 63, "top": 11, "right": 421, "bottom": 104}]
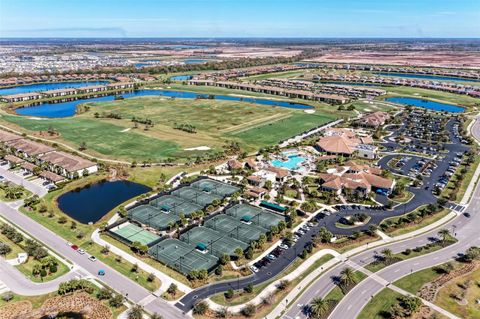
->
[{"left": 0, "top": 201, "right": 187, "bottom": 319}]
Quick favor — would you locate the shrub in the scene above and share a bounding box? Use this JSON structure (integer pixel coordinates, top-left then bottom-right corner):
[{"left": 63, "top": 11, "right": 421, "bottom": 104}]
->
[
  {"left": 193, "top": 300, "right": 209, "bottom": 315},
  {"left": 147, "top": 272, "right": 155, "bottom": 282},
  {"left": 1, "top": 292, "right": 13, "bottom": 302},
  {"left": 109, "top": 294, "right": 124, "bottom": 308},
  {"left": 225, "top": 288, "right": 234, "bottom": 299},
  {"left": 241, "top": 303, "right": 256, "bottom": 317},
  {"left": 244, "top": 283, "right": 253, "bottom": 294}
]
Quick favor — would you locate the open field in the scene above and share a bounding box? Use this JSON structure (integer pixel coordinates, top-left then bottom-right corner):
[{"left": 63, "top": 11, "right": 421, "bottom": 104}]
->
[
  {"left": 435, "top": 264, "right": 480, "bottom": 318},
  {"left": 0, "top": 91, "right": 340, "bottom": 161}
]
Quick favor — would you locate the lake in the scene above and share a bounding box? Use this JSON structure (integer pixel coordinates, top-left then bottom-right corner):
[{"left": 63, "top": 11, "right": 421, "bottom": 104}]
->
[
  {"left": 386, "top": 97, "right": 465, "bottom": 113},
  {"left": 15, "top": 89, "right": 314, "bottom": 118},
  {"left": 57, "top": 180, "right": 151, "bottom": 224},
  {"left": 376, "top": 72, "right": 480, "bottom": 83},
  {"left": 0, "top": 81, "right": 110, "bottom": 96}
]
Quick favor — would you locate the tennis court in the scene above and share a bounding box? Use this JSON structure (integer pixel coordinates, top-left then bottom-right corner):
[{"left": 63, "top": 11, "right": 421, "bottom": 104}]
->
[
  {"left": 180, "top": 226, "right": 248, "bottom": 257},
  {"left": 172, "top": 186, "right": 223, "bottom": 207},
  {"left": 149, "top": 238, "right": 219, "bottom": 274},
  {"left": 226, "top": 203, "right": 285, "bottom": 229},
  {"left": 204, "top": 214, "right": 267, "bottom": 243},
  {"left": 109, "top": 221, "right": 160, "bottom": 246},
  {"left": 150, "top": 194, "right": 202, "bottom": 216},
  {"left": 191, "top": 179, "right": 240, "bottom": 197},
  {"left": 128, "top": 205, "right": 180, "bottom": 230}
]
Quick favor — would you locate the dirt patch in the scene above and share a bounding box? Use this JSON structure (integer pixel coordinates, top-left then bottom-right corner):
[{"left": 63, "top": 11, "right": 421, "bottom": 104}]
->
[{"left": 0, "top": 292, "right": 112, "bottom": 319}]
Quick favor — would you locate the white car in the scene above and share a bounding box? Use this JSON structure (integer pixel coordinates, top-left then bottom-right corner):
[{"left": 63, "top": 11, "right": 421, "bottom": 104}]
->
[
  {"left": 66, "top": 241, "right": 72, "bottom": 246},
  {"left": 77, "top": 249, "right": 86, "bottom": 255},
  {"left": 279, "top": 244, "right": 289, "bottom": 250},
  {"left": 88, "top": 255, "right": 97, "bottom": 262},
  {"left": 249, "top": 265, "right": 259, "bottom": 273}
]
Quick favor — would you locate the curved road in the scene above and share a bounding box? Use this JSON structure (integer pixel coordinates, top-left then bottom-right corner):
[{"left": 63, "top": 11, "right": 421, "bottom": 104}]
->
[{"left": 283, "top": 117, "right": 480, "bottom": 319}]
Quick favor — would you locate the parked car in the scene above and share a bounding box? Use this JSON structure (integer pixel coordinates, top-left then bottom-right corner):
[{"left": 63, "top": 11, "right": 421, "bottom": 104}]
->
[
  {"left": 250, "top": 265, "right": 259, "bottom": 273},
  {"left": 88, "top": 255, "right": 97, "bottom": 262},
  {"left": 77, "top": 249, "right": 86, "bottom": 255}
]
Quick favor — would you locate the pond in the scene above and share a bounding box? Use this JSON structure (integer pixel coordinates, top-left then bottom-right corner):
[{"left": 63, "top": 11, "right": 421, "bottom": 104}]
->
[
  {"left": 169, "top": 75, "right": 193, "bottom": 81},
  {"left": 15, "top": 89, "right": 314, "bottom": 118},
  {"left": 183, "top": 59, "right": 210, "bottom": 64},
  {"left": 57, "top": 180, "right": 151, "bottom": 224},
  {"left": 0, "top": 81, "right": 110, "bottom": 96},
  {"left": 376, "top": 72, "right": 480, "bottom": 83},
  {"left": 385, "top": 97, "right": 465, "bottom": 113}
]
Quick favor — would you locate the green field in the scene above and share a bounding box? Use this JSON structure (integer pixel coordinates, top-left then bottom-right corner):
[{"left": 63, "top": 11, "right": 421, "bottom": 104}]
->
[
  {"left": 357, "top": 288, "right": 403, "bottom": 319},
  {"left": 229, "top": 112, "right": 336, "bottom": 147},
  {"left": 0, "top": 92, "right": 340, "bottom": 162}
]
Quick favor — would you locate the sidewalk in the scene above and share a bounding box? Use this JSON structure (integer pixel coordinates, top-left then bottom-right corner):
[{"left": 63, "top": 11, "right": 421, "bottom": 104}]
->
[{"left": 91, "top": 229, "right": 192, "bottom": 295}]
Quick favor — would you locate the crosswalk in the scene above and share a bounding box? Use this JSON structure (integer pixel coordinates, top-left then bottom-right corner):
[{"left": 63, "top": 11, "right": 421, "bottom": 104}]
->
[
  {"left": 447, "top": 203, "right": 467, "bottom": 213},
  {"left": 0, "top": 279, "right": 11, "bottom": 295}
]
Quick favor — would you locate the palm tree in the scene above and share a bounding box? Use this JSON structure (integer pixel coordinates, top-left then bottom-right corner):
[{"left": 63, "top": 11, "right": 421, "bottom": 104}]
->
[
  {"left": 438, "top": 229, "right": 451, "bottom": 244},
  {"left": 309, "top": 297, "right": 329, "bottom": 318},
  {"left": 127, "top": 305, "right": 143, "bottom": 319},
  {"left": 339, "top": 267, "right": 357, "bottom": 288},
  {"left": 381, "top": 249, "right": 393, "bottom": 263}
]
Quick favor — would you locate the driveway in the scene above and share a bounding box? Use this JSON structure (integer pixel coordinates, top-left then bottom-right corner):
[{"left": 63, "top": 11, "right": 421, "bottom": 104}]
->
[{"left": 0, "top": 165, "right": 47, "bottom": 197}]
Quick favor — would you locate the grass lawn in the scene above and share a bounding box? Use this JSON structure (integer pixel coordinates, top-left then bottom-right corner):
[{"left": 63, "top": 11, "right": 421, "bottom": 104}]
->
[
  {"left": 16, "top": 256, "right": 70, "bottom": 283},
  {"left": 394, "top": 265, "right": 447, "bottom": 294},
  {"left": 381, "top": 208, "right": 451, "bottom": 237},
  {"left": 0, "top": 185, "right": 32, "bottom": 202},
  {"left": 229, "top": 112, "right": 336, "bottom": 148},
  {"left": 357, "top": 288, "right": 403, "bottom": 319},
  {"left": 0, "top": 114, "right": 181, "bottom": 162},
  {"left": 435, "top": 264, "right": 480, "bottom": 319}
]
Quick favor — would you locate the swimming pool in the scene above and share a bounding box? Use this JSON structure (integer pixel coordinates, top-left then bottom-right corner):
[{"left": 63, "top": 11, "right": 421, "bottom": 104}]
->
[{"left": 270, "top": 154, "right": 307, "bottom": 170}]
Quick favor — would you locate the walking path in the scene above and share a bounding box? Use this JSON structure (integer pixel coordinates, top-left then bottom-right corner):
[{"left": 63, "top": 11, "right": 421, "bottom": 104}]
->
[{"left": 91, "top": 229, "right": 192, "bottom": 294}]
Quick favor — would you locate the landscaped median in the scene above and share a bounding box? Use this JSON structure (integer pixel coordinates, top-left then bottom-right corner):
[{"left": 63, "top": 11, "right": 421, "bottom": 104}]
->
[
  {"left": 193, "top": 251, "right": 337, "bottom": 318},
  {"left": 365, "top": 230, "right": 458, "bottom": 273}
]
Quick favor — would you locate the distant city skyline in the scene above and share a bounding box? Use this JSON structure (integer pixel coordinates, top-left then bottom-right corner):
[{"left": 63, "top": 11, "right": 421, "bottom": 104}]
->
[{"left": 1, "top": 0, "right": 479, "bottom": 38}]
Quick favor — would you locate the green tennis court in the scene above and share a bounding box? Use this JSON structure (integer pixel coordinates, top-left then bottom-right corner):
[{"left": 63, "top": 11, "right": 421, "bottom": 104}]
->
[
  {"left": 191, "top": 179, "right": 240, "bottom": 197},
  {"left": 128, "top": 205, "right": 180, "bottom": 230},
  {"left": 149, "top": 238, "right": 219, "bottom": 274},
  {"left": 180, "top": 226, "right": 248, "bottom": 257},
  {"left": 204, "top": 214, "right": 266, "bottom": 243},
  {"left": 172, "top": 186, "right": 223, "bottom": 207},
  {"left": 226, "top": 203, "right": 285, "bottom": 229},
  {"left": 109, "top": 221, "right": 160, "bottom": 246},
  {"left": 149, "top": 194, "right": 203, "bottom": 216}
]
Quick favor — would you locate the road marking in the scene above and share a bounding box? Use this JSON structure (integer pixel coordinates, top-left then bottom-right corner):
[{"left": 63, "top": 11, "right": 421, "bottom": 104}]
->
[
  {"left": 361, "top": 290, "right": 366, "bottom": 294},
  {"left": 414, "top": 262, "right": 419, "bottom": 265},
  {"left": 348, "top": 305, "right": 352, "bottom": 310},
  {"left": 433, "top": 257, "right": 439, "bottom": 260},
  {"left": 395, "top": 269, "right": 400, "bottom": 273},
  {"left": 177, "top": 301, "right": 184, "bottom": 306}
]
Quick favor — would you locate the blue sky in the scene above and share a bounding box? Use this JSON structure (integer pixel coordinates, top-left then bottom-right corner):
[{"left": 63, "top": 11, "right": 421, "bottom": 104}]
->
[{"left": 1, "top": 0, "right": 479, "bottom": 38}]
